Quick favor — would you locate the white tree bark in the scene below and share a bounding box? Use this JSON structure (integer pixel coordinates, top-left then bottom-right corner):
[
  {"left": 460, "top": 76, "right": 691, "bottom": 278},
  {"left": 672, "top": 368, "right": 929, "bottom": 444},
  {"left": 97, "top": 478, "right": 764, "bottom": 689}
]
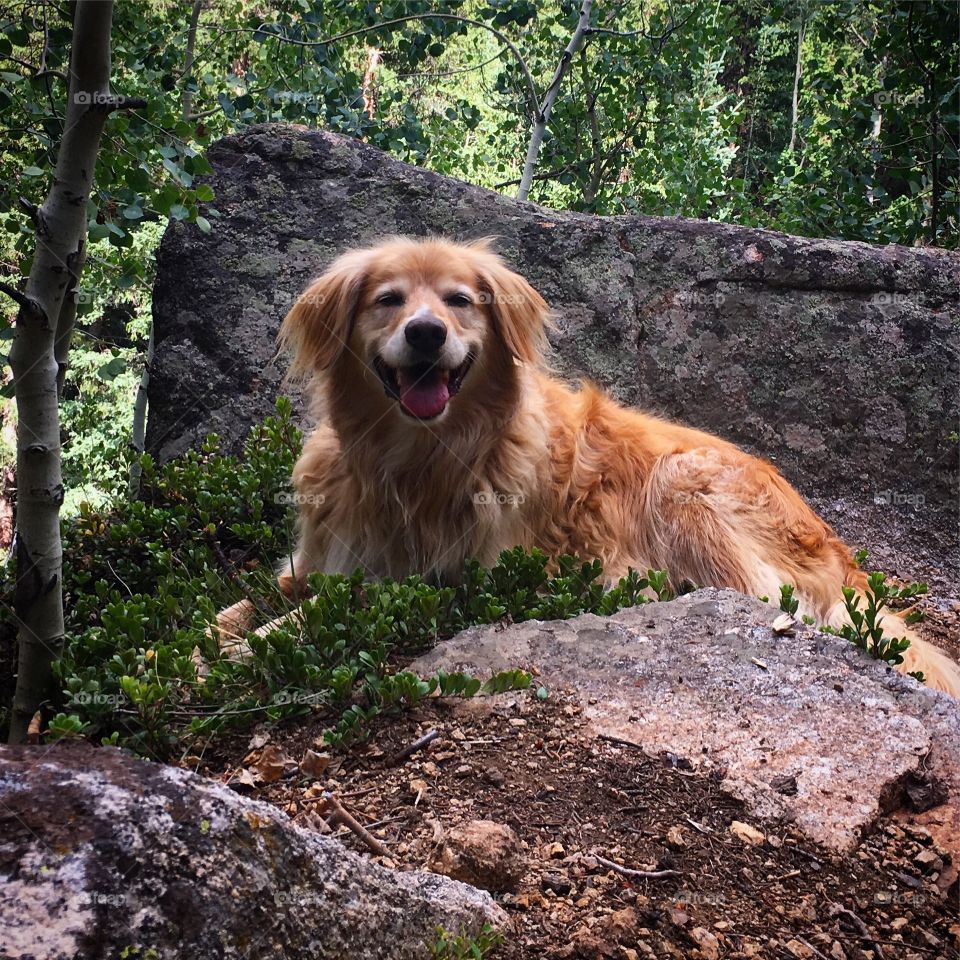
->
[
  {"left": 517, "top": 0, "right": 594, "bottom": 202},
  {"left": 4, "top": 0, "right": 143, "bottom": 743},
  {"left": 788, "top": 17, "right": 806, "bottom": 154}
]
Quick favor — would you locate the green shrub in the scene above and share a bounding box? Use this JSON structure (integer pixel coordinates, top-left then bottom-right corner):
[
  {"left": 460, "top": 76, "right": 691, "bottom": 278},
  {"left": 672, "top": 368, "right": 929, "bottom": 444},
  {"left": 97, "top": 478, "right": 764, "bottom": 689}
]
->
[
  {"left": 837, "top": 572, "right": 928, "bottom": 681},
  {"left": 1, "top": 400, "right": 666, "bottom": 756},
  {"left": 432, "top": 924, "right": 503, "bottom": 960},
  {"left": 3, "top": 400, "right": 928, "bottom": 754}
]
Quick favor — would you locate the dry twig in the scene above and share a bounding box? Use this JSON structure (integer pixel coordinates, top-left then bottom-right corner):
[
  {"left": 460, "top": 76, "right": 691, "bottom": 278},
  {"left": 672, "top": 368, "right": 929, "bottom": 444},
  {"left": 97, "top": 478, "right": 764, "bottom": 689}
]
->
[
  {"left": 594, "top": 854, "right": 680, "bottom": 880},
  {"left": 390, "top": 728, "right": 439, "bottom": 766},
  {"left": 322, "top": 793, "right": 389, "bottom": 857}
]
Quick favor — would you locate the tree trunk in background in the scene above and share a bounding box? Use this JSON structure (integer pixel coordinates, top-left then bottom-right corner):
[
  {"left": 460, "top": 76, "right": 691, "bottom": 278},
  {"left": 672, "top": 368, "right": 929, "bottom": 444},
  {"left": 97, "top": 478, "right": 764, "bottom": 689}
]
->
[
  {"left": 6, "top": 0, "right": 142, "bottom": 744},
  {"left": 929, "top": 70, "right": 938, "bottom": 244},
  {"left": 788, "top": 18, "right": 805, "bottom": 153},
  {"left": 181, "top": 0, "right": 204, "bottom": 121},
  {"left": 129, "top": 0, "right": 203, "bottom": 500},
  {"left": 127, "top": 322, "right": 152, "bottom": 498},
  {"left": 517, "top": 0, "right": 594, "bottom": 201},
  {"left": 362, "top": 47, "right": 381, "bottom": 117},
  {"left": 0, "top": 467, "right": 13, "bottom": 550}
]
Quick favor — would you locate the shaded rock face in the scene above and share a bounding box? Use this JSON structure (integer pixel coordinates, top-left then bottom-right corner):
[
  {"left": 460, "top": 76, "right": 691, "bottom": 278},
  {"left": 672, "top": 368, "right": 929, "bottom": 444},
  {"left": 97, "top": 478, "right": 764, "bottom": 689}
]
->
[
  {"left": 148, "top": 124, "right": 959, "bottom": 576},
  {"left": 0, "top": 742, "right": 505, "bottom": 960},
  {"left": 411, "top": 588, "right": 960, "bottom": 861}
]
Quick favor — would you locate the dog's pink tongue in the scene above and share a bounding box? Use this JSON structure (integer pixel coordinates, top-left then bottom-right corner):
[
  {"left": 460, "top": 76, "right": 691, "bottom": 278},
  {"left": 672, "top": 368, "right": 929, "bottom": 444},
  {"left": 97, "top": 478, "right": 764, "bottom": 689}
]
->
[{"left": 398, "top": 370, "right": 449, "bottom": 419}]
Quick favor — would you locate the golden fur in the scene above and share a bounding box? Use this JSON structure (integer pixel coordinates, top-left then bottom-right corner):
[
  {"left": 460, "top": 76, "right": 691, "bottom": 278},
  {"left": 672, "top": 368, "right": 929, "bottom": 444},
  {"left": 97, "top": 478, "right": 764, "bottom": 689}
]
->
[{"left": 217, "top": 237, "right": 960, "bottom": 697}]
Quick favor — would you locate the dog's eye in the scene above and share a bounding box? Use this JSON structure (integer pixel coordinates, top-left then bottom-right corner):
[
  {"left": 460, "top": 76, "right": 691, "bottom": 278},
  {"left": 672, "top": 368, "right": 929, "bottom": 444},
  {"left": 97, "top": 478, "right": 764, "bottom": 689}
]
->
[
  {"left": 445, "top": 293, "right": 473, "bottom": 308},
  {"left": 376, "top": 292, "right": 404, "bottom": 307}
]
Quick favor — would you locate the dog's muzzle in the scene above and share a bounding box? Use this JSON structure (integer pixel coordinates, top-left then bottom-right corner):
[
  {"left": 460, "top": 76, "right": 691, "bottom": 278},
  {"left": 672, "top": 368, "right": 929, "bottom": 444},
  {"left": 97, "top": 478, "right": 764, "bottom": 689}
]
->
[{"left": 373, "top": 353, "right": 474, "bottom": 420}]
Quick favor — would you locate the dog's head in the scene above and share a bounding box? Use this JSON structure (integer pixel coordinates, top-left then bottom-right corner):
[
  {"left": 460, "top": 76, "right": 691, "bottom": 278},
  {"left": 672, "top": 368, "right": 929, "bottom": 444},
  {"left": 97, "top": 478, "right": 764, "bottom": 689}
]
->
[{"left": 279, "top": 237, "right": 548, "bottom": 424}]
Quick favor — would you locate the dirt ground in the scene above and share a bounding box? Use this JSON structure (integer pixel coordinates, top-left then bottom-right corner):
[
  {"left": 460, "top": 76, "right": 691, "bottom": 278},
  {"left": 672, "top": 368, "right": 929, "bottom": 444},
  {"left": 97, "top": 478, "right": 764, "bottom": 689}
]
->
[{"left": 196, "top": 690, "right": 960, "bottom": 960}]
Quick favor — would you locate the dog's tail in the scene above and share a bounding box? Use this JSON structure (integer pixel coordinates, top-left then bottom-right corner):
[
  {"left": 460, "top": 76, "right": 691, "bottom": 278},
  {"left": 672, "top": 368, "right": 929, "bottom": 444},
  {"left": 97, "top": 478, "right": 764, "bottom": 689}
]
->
[{"left": 822, "top": 569, "right": 960, "bottom": 698}]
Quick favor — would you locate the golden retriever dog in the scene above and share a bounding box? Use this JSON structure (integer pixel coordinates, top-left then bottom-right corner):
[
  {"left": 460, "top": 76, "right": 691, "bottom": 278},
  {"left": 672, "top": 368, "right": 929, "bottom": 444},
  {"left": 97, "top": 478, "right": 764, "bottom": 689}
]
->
[{"left": 217, "top": 237, "right": 960, "bottom": 696}]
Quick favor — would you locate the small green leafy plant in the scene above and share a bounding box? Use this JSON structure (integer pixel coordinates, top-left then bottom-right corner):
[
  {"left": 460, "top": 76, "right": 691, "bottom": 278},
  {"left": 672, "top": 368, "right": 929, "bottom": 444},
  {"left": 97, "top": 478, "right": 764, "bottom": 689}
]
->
[
  {"left": 778, "top": 583, "right": 799, "bottom": 615},
  {"left": 838, "top": 572, "right": 928, "bottom": 679},
  {"left": 432, "top": 924, "right": 503, "bottom": 959}
]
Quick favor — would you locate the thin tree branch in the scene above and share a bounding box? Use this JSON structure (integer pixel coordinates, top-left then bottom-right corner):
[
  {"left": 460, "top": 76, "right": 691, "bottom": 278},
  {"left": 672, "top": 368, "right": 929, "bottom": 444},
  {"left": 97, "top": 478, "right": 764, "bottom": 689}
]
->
[
  {"left": 0, "top": 282, "right": 43, "bottom": 320},
  {"left": 583, "top": 5, "right": 696, "bottom": 43},
  {"left": 594, "top": 855, "right": 681, "bottom": 880},
  {"left": 395, "top": 47, "right": 507, "bottom": 81},
  {"left": 188, "top": 16, "right": 540, "bottom": 121}
]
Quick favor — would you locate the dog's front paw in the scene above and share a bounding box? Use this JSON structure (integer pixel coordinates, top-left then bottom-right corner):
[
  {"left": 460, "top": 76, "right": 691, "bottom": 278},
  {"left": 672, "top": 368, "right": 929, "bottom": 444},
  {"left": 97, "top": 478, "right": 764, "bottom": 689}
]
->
[{"left": 210, "top": 598, "right": 257, "bottom": 661}]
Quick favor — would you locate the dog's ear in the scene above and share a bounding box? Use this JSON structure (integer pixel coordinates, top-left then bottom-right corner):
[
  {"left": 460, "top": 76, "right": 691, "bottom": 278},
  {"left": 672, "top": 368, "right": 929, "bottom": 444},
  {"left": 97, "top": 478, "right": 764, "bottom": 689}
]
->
[
  {"left": 279, "top": 250, "right": 368, "bottom": 377},
  {"left": 477, "top": 256, "right": 549, "bottom": 364}
]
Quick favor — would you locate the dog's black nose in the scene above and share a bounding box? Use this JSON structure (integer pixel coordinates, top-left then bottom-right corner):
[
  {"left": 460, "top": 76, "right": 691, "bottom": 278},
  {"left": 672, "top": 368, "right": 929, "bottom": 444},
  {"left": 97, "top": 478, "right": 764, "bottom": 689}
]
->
[{"left": 405, "top": 317, "right": 447, "bottom": 352}]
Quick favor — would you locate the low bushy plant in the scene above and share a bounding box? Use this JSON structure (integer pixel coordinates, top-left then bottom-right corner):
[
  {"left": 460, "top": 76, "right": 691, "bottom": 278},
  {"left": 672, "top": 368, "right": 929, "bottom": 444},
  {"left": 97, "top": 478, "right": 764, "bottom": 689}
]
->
[
  {"left": 1, "top": 400, "right": 666, "bottom": 756},
  {"left": 432, "top": 924, "right": 503, "bottom": 960},
  {"left": 838, "top": 571, "right": 927, "bottom": 681},
  {"left": 3, "top": 400, "right": 930, "bottom": 753}
]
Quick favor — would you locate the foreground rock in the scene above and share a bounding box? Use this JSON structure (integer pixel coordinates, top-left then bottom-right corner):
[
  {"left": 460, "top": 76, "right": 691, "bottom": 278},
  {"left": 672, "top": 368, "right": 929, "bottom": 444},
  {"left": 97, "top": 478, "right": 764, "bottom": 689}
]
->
[
  {"left": 148, "top": 124, "right": 959, "bottom": 586},
  {"left": 0, "top": 743, "right": 505, "bottom": 960},
  {"left": 412, "top": 588, "right": 960, "bottom": 862},
  {"left": 429, "top": 820, "right": 526, "bottom": 893}
]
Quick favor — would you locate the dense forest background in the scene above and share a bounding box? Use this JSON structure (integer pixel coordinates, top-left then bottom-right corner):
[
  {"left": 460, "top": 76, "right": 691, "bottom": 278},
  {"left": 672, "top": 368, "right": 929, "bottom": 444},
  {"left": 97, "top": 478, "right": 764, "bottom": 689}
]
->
[{"left": 0, "top": 0, "right": 956, "bottom": 518}]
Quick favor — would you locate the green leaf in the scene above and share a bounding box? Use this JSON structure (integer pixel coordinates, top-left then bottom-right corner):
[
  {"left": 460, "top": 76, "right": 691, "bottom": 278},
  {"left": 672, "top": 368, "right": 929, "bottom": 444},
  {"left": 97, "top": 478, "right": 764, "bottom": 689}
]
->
[
  {"left": 22, "top": 166, "right": 43, "bottom": 177},
  {"left": 97, "top": 356, "right": 127, "bottom": 380}
]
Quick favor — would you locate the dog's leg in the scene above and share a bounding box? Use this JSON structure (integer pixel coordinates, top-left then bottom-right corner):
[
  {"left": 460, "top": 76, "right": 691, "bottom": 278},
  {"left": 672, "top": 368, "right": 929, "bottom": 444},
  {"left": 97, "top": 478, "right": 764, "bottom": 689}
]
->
[
  {"left": 214, "top": 598, "right": 258, "bottom": 659},
  {"left": 894, "top": 632, "right": 960, "bottom": 697},
  {"left": 214, "top": 563, "right": 309, "bottom": 660},
  {"left": 638, "top": 448, "right": 960, "bottom": 696},
  {"left": 253, "top": 606, "right": 307, "bottom": 639}
]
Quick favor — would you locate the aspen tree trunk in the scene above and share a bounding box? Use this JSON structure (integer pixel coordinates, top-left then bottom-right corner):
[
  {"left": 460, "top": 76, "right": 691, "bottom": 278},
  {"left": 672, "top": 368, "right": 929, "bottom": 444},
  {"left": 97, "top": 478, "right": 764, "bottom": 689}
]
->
[
  {"left": 517, "top": 0, "right": 594, "bottom": 201},
  {"left": 788, "top": 17, "right": 805, "bottom": 153},
  {"left": 5, "top": 0, "right": 144, "bottom": 743}
]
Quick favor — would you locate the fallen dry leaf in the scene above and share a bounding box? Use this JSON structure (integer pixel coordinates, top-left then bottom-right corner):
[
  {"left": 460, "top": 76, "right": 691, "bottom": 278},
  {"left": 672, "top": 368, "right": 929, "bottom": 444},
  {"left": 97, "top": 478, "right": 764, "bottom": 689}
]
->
[
  {"left": 666, "top": 825, "right": 686, "bottom": 849},
  {"left": 729, "top": 820, "right": 766, "bottom": 845},
  {"left": 247, "top": 730, "right": 272, "bottom": 751},
  {"left": 27, "top": 711, "right": 42, "bottom": 745},
  {"left": 228, "top": 767, "right": 257, "bottom": 789},
  {"left": 254, "top": 744, "right": 292, "bottom": 783},
  {"left": 772, "top": 613, "right": 796, "bottom": 634},
  {"left": 300, "top": 749, "right": 331, "bottom": 779}
]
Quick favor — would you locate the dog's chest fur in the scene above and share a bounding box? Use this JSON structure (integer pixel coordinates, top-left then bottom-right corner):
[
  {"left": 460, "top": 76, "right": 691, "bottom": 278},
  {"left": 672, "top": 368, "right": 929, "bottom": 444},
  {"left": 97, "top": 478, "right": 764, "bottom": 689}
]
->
[{"left": 296, "top": 399, "right": 549, "bottom": 581}]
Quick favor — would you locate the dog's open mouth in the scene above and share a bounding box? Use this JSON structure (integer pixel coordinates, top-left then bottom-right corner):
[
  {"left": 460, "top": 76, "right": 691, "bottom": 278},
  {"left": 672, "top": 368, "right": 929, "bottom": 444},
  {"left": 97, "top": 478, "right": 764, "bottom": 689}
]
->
[{"left": 374, "top": 355, "right": 474, "bottom": 420}]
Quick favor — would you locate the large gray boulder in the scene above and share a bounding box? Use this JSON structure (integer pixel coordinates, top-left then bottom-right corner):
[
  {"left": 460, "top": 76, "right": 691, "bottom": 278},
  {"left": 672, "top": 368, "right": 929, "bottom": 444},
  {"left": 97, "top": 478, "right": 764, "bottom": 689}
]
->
[
  {"left": 147, "top": 124, "right": 959, "bottom": 586},
  {"left": 0, "top": 742, "right": 505, "bottom": 960}
]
